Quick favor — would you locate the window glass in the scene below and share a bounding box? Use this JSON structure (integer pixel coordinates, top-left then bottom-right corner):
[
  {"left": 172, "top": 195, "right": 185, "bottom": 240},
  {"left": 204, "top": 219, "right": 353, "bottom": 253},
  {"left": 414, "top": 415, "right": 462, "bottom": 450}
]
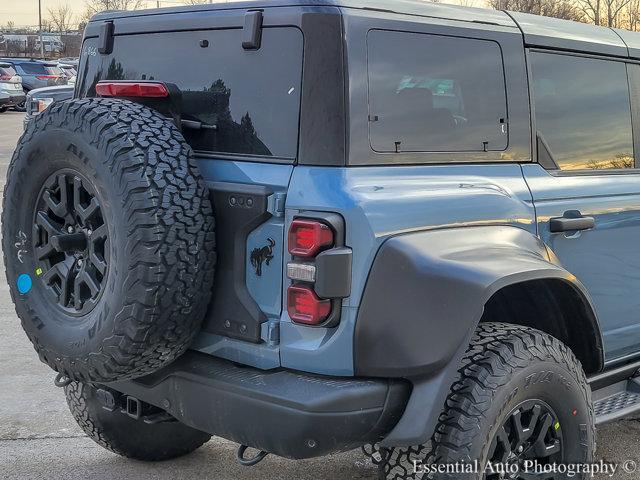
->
[
  {"left": 78, "top": 28, "right": 303, "bottom": 159},
  {"left": 531, "top": 52, "right": 634, "bottom": 171},
  {"left": 368, "top": 30, "right": 508, "bottom": 153},
  {"left": 0, "top": 65, "right": 16, "bottom": 77},
  {"left": 18, "top": 63, "right": 48, "bottom": 75}
]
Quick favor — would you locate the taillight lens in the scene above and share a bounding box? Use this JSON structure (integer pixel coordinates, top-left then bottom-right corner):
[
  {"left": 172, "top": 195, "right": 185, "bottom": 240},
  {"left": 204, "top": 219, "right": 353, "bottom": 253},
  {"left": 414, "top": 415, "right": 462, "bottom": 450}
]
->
[
  {"left": 95, "top": 81, "right": 169, "bottom": 98},
  {"left": 288, "top": 219, "right": 334, "bottom": 257},
  {"left": 0, "top": 74, "right": 10, "bottom": 81},
  {"left": 35, "top": 75, "right": 59, "bottom": 80},
  {"left": 287, "top": 285, "right": 331, "bottom": 325}
]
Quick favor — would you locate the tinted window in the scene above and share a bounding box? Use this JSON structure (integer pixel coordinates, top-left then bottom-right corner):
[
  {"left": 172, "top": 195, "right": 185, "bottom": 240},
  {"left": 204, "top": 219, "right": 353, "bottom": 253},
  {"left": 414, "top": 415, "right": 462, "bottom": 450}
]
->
[
  {"left": 18, "top": 63, "right": 48, "bottom": 75},
  {"left": 79, "top": 28, "right": 303, "bottom": 159},
  {"left": 0, "top": 65, "right": 16, "bottom": 77},
  {"left": 368, "top": 30, "right": 508, "bottom": 153},
  {"left": 531, "top": 52, "right": 634, "bottom": 171}
]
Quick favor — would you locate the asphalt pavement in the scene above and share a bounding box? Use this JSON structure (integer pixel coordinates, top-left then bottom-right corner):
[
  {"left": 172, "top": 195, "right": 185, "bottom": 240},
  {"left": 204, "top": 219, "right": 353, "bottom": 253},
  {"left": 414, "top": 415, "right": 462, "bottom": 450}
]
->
[{"left": 1, "top": 110, "right": 639, "bottom": 479}]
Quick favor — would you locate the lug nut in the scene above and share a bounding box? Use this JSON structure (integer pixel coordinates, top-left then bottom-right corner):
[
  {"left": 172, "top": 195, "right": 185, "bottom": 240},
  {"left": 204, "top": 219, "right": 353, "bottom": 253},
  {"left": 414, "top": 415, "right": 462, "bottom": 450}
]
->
[
  {"left": 67, "top": 226, "right": 74, "bottom": 233},
  {"left": 87, "top": 229, "right": 92, "bottom": 236},
  {"left": 77, "top": 259, "right": 83, "bottom": 267}
]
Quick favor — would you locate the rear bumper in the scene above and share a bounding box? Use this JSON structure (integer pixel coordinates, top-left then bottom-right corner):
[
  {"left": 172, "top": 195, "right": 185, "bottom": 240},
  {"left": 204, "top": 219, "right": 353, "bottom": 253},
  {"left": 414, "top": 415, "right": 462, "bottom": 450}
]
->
[
  {"left": 2, "top": 94, "right": 25, "bottom": 107},
  {"left": 109, "top": 351, "right": 410, "bottom": 459}
]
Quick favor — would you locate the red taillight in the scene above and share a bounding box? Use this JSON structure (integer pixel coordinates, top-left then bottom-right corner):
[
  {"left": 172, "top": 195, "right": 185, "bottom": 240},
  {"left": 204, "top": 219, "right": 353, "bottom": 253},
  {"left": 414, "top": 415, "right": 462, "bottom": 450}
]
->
[
  {"left": 0, "top": 74, "right": 10, "bottom": 81},
  {"left": 288, "top": 219, "right": 334, "bottom": 258},
  {"left": 287, "top": 285, "right": 331, "bottom": 325},
  {"left": 35, "top": 75, "right": 59, "bottom": 80},
  {"left": 95, "top": 81, "right": 169, "bottom": 98}
]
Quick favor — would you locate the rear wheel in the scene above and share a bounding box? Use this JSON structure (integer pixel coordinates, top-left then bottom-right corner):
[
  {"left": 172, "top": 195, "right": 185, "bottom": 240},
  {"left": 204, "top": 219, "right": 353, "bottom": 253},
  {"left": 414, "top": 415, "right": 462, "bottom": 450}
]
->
[
  {"left": 0, "top": 106, "right": 7, "bottom": 113},
  {"left": 65, "top": 381, "right": 211, "bottom": 461},
  {"left": 379, "top": 323, "right": 594, "bottom": 479}
]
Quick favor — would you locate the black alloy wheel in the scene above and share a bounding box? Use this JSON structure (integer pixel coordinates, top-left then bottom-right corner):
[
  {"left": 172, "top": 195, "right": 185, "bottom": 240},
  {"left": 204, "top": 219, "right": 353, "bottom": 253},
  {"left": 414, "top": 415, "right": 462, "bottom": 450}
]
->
[
  {"left": 33, "top": 170, "right": 108, "bottom": 315},
  {"left": 486, "top": 400, "right": 563, "bottom": 480}
]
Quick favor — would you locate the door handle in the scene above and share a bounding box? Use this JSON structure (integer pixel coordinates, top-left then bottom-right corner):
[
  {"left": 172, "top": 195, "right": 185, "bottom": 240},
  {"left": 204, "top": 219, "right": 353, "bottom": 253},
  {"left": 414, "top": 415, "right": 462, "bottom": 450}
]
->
[{"left": 549, "top": 212, "right": 595, "bottom": 233}]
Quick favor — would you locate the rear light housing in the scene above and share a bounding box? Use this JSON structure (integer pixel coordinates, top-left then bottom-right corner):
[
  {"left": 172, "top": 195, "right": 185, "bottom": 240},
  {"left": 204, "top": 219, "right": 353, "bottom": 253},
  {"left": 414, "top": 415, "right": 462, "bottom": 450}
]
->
[
  {"left": 35, "top": 75, "right": 59, "bottom": 80},
  {"left": 0, "top": 74, "right": 10, "bottom": 81},
  {"left": 286, "top": 214, "right": 349, "bottom": 328},
  {"left": 288, "top": 219, "right": 334, "bottom": 257},
  {"left": 287, "top": 285, "right": 331, "bottom": 326},
  {"left": 95, "top": 81, "right": 169, "bottom": 98},
  {"left": 36, "top": 98, "right": 54, "bottom": 113}
]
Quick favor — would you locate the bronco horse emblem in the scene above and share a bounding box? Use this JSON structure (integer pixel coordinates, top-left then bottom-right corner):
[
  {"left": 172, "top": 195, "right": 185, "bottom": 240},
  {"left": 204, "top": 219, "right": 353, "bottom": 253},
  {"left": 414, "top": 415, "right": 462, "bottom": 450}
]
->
[{"left": 250, "top": 238, "right": 275, "bottom": 277}]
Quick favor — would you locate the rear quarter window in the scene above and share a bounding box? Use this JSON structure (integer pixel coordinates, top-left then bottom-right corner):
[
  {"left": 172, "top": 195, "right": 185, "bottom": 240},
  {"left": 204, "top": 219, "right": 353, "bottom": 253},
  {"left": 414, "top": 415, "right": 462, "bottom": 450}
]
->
[
  {"left": 79, "top": 28, "right": 303, "bottom": 160},
  {"left": 17, "top": 63, "right": 48, "bottom": 75},
  {"left": 367, "top": 30, "right": 509, "bottom": 153}
]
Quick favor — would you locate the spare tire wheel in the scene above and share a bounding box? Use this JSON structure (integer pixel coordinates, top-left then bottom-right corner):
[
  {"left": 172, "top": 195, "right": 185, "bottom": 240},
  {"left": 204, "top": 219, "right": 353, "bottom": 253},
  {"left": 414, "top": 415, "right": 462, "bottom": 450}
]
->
[{"left": 2, "top": 98, "right": 216, "bottom": 382}]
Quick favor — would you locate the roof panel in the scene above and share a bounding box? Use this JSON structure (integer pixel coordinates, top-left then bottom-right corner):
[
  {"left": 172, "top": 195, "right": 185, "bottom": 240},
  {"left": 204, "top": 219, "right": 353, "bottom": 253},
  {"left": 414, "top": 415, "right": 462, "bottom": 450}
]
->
[
  {"left": 613, "top": 28, "right": 640, "bottom": 59},
  {"left": 509, "top": 11, "right": 628, "bottom": 57},
  {"left": 90, "top": 0, "right": 516, "bottom": 27}
]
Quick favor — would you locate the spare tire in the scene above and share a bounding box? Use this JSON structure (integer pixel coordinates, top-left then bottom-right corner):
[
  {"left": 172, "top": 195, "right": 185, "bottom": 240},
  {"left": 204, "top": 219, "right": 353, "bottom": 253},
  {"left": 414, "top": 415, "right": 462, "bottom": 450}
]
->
[{"left": 2, "top": 98, "right": 216, "bottom": 382}]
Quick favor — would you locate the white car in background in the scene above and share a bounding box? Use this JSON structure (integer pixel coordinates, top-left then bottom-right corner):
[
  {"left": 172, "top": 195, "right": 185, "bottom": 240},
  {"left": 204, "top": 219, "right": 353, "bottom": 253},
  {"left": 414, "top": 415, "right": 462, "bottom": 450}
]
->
[{"left": 57, "top": 63, "right": 77, "bottom": 87}]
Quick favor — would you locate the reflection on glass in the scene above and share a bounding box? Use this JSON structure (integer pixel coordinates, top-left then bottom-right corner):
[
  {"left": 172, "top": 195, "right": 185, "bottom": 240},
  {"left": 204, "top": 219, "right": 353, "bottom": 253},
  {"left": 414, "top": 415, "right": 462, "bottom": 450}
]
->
[
  {"left": 80, "top": 28, "right": 303, "bottom": 159},
  {"left": 531, "top": 52, "right": 634, "bottom": 171},
  {"left": 368, "top": 30, "right": 508, "bottom": 153}
]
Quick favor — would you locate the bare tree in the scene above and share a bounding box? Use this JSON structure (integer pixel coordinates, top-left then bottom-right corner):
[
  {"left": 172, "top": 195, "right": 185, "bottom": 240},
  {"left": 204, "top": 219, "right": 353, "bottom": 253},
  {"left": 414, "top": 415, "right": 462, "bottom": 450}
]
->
[
  {"left": 577, "top": 0, "right": 631, "bottom": 26},
  {"left": 577, "top": 0, "right": 603, "bottom": 24},
  {"left": 47, "top": 4, "right": 76, "bottom": 34},
  {"left": 626, "top": 0, "right": 640, "bottom": 30},
  {"left": 5, "top": 21, "right": 16, "bottom": 31},
  {"left": 182, "top": 0, "right": 210, "bottom": 4},
  {"left": 488, "top": 0, "right": 584, "bottom": 21},
  {"left": 82, "top": 0, "right": 145, "bottom": 23},
  {"left": 604, "top": 0, "right": 631, "bottom": 27}
]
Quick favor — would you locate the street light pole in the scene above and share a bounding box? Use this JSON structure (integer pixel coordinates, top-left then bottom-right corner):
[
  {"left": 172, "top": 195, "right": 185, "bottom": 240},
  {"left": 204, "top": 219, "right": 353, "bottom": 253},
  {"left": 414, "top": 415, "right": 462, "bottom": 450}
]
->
[{"left": 38, "top": 0, "right": 45, "bottom": 59}]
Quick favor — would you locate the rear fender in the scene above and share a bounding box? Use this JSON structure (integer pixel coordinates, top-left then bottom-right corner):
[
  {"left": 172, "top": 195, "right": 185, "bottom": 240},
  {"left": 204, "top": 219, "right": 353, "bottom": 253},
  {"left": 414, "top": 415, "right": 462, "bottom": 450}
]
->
[{"left": 353, "top": 225, "right": 602, "bottom": 446}]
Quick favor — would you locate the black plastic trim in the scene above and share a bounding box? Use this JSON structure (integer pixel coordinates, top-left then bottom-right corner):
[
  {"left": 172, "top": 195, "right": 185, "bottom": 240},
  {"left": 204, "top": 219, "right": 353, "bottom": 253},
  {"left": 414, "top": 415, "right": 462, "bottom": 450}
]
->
[
  {"left": 314, "top": 247, "right": 352, "bottom": 298},
  {"left": 203, "top": 182, "right": 272, "bottom": 342},
  {"left": 98, "top": 21, "right": 114, "bottom": 54},
  {"left": 242, "top": 10, "right": 263, "bottom": 49},
  {"left": 108, "top": 351, "right": 410, "bottom": 459}
]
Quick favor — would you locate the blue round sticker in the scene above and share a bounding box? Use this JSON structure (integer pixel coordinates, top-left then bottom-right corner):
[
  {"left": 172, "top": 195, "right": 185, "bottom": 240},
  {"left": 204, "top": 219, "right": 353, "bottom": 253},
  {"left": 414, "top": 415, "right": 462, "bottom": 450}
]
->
[{"left": 17, "top": 274, "right": 32, "bottom": 295}]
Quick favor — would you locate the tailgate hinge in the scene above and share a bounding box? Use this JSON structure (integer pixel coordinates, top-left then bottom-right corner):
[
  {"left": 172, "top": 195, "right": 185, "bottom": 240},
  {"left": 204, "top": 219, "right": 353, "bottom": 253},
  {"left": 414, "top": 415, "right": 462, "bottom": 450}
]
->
[{"left": 267, "top": 192, "right": 286, "bottom": 218}]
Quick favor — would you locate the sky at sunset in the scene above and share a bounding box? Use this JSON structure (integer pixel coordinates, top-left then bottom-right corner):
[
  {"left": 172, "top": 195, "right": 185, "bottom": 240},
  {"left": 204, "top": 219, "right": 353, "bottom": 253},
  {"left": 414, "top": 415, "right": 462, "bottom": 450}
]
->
[
  {"left": 2, "top": 0, "right": 192, "bottom": 27},
  {"left": 2, "top": 0, "right": 474, "bottom": 28}
]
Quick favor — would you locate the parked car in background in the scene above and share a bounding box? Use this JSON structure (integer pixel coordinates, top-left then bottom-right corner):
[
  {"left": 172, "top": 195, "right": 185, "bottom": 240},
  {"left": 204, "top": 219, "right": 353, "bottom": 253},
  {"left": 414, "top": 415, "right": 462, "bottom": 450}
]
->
[
  {"left": 0, "top": 92, "right": 11, "bottom": 112},
  {"left": 0, "top": 61, "right": 24, "bottom": 112},
  {"left": 0, "top": 59, "right": 67, "bottom": 111},
  {"left": 34, "top": 37, "right": 64, "bottom": 54},
  {"left": 57, "top": 63, "right": 77, "bottom": 87},
  {"left": 22, "top": 84, "right": 73, "bottom": 128},
  {"left": 57, "top": 57, "right": 79, "bottom": 67}
]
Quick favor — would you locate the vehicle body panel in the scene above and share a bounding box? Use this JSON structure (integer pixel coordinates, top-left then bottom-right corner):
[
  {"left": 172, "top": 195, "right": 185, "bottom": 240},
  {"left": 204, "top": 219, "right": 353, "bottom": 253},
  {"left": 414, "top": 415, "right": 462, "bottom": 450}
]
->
[
  {"left": 523, "top": 164, "right": 640, "bottom": 362},
  {"left": 281, "top": 164, "right": 536, "bottom": 375},
  {"left": 74, "top": 0, "right": 640, "bottom": 452}
]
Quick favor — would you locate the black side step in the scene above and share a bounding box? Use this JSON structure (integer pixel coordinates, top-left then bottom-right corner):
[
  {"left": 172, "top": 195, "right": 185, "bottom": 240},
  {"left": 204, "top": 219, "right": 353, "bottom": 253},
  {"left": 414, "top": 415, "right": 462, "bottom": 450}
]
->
[{"left": 593, "top": 377, "right": 640, "bottom": 425}]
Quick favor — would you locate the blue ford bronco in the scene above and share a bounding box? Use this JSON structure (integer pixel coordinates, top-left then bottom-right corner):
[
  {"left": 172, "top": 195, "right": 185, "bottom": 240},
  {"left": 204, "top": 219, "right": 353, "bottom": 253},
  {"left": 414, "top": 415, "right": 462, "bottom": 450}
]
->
[{"left": 6, "top": 1, "right": 640, "bottom": 478}]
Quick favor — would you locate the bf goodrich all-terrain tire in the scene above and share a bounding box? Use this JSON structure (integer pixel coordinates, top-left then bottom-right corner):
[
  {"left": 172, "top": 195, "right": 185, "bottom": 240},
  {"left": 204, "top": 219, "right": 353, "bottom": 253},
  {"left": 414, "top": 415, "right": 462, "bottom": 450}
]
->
[
  {"left": 2, "top": 98, "right": 216, "bottom": 382},
  {"left": 380, "top": 323, "right": 594, "bottom": 480},
  {"left": 65, "top": 381, "right": 211, "bottom": 460}
]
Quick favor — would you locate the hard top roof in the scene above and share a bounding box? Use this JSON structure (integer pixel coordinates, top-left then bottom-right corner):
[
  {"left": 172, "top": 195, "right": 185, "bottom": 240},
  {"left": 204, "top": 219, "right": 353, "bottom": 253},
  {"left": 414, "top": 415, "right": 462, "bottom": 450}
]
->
[{"left": 89, "top": 0, "right": 640, "bottom": 59}]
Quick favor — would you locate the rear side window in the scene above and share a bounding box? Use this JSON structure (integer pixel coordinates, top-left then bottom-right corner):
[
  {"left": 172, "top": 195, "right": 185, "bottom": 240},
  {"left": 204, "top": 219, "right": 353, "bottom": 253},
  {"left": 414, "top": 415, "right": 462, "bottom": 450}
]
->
[
  {"left": 531, "top": 52, "right": 634, "bottom": 171},
  {"left": 79, "top": 28, "right": 303, "bottom": 160},
  {"left": 18, "top": 63, "right": 48, "bottom": 75},
  {"left": 0, "top": 65, "right": 16, "bottom": 78},
  {"left": 367, "top": 30, "right": 508, "bottom": 153}
]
